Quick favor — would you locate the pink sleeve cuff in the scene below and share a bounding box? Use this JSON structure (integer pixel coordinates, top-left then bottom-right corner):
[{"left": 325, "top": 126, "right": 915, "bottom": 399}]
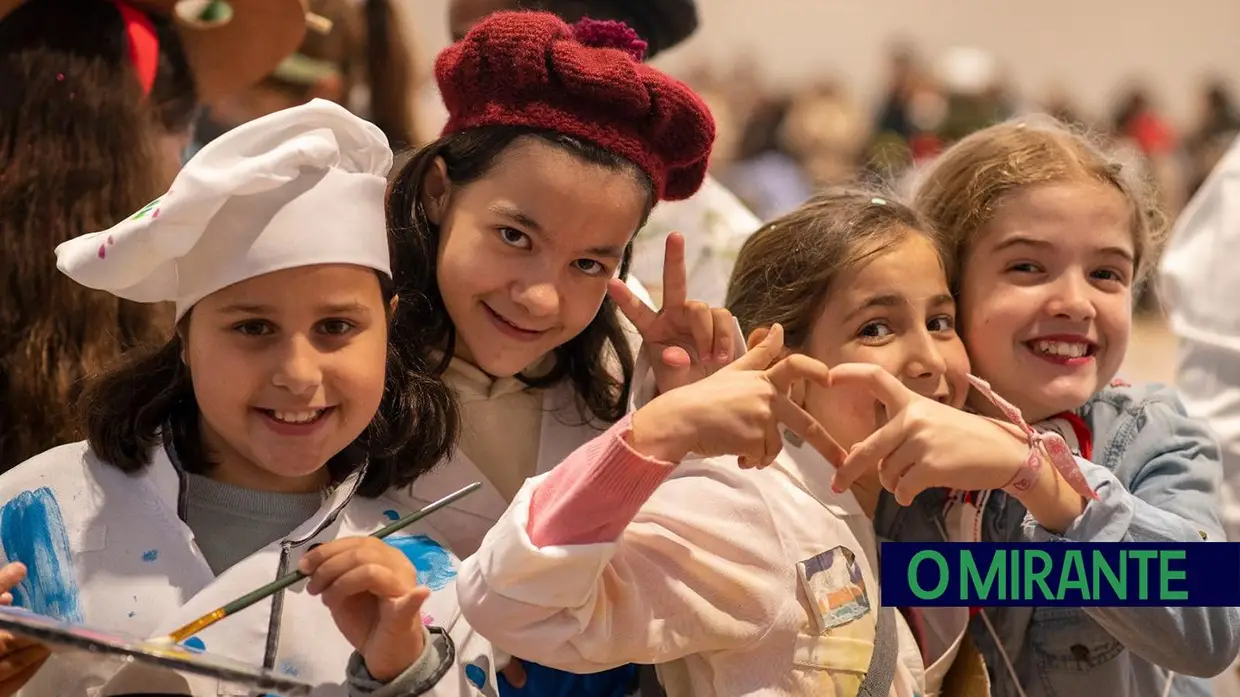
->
[{"left": 526, "top": 414, "right": 677, "bottom": 547}]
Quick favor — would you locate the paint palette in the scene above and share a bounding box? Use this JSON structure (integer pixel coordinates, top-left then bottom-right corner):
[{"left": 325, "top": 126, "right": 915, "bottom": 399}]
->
[{"left": 0, "top": 605, "right": 311, "bottom": 696}]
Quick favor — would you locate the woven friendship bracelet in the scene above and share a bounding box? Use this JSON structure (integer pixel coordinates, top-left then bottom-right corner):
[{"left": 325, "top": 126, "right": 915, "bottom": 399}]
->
[{"left": 967, "top": 375, "right": 1101, "bottom": 502}]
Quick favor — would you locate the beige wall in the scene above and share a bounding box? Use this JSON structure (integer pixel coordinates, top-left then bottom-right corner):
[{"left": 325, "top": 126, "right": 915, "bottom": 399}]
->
[{"left": 405, "top": 0, "right": 1240, "bottom": 127}]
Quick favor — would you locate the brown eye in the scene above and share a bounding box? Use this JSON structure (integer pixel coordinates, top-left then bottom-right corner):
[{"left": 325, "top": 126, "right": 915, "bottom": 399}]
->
[
  {"left": 497, "top": 227, "right": 531, "bottom": 249},
  {"left": 319, "top": 319, "right": 356, "bottom": 336},
  {"left": 858, "top": 321, "right": 893, "bottom": 340},
  {"left": 574, "top": 259, "right": 606, "bottom": 276},
  {"left": 233, "top": 320, "right": 273, "bottom": 336}
]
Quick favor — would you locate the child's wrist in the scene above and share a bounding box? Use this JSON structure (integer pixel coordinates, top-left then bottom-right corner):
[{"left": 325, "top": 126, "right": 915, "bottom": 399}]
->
[
  {"left": 1005, "top": 446, "right": 1086, "bottom": 534},
  {"left": 629, "top": 400, "right": 689, "bottom": 463},
  {"left": 995, "top": 421, "right": 1040, "bottom": 494}
]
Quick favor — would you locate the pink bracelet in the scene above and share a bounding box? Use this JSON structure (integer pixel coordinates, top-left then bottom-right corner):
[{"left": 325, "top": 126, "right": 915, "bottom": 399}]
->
[{"left": 967, "top": 375, "right": 1101, "bottom": 502}]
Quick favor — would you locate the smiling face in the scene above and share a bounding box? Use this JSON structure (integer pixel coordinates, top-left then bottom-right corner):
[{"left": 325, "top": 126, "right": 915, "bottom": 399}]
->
[
  {"left": 427, "top": 136, "right": 649, "bottom": 378},
  {"left": 958, "top": 181, "right": 1135, "bottom": 422},
  {"left": 185, "top": 264, "right": 390, "bottom": 493},
  {"left": 802, "top": 233, "right": 971, "bottom": 451}
]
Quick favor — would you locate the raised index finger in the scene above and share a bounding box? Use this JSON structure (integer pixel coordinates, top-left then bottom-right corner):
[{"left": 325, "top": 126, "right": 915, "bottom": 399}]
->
[{"left": 660, "top": 232, "right": 688, "bottom": 310}]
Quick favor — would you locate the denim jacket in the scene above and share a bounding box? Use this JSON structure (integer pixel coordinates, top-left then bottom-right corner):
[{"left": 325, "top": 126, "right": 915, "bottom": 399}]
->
[{"left": 874, "top": 382, "right": 1240, "bottom": 697}]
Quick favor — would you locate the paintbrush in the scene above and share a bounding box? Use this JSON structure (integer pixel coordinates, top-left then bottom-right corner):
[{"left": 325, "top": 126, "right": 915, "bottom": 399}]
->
[{"left": 161, "top": 481, "right": 482, "bottom": 645}]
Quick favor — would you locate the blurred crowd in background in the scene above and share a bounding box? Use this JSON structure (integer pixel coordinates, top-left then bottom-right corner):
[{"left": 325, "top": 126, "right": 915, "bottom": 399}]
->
[{"left": 684, "top": 45, "right": 1238, "bottom": 227}]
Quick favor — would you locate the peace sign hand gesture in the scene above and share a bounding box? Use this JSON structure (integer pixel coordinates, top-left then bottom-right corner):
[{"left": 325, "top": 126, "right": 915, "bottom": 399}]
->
[
  {"left": 629, "top": 324, "right": 847, "bottom": 469},
  {"left": 608, "top": 232, "right": 737, "bottom": 394}
]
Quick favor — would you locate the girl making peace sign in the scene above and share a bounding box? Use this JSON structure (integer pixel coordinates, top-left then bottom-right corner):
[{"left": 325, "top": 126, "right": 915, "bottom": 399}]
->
[
  {"left": 386, "top": 10, "right": 732, "bottom": 559},
  {"left": 380, "top": 10, "right": 732, "bottom": 696}
]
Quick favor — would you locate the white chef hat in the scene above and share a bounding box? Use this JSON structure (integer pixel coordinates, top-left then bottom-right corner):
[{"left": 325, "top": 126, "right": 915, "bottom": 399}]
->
[{"left": 55, "top": 98, "right": 393, "bottom": 321}]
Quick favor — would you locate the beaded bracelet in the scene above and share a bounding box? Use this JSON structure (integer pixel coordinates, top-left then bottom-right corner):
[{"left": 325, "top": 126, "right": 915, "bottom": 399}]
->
[{"left": 967, "top": 374, "right": 1101, "bottom": 502}]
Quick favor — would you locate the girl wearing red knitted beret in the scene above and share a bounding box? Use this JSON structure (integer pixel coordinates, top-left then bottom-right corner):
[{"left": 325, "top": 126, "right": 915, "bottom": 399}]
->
[{"left": 383, "top": 9, "right": 742, "bottom": 696}]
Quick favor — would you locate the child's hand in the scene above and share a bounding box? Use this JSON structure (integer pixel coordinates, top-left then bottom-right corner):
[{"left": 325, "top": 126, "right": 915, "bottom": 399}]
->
[
  {"left": 301, "top": 539, "right": 430, "bottom": 683},
  {"left": 0, "top": 563, "right": 50, "bottom": 697},
  {"left": 827, "top": 363, "right": 1037, "bottom": 505},
  {"left": 630, "top": 323, "right": 845, "bottom": 468},
  {"left": 608, "top": 232, "right": 736, "bottom": 394}
]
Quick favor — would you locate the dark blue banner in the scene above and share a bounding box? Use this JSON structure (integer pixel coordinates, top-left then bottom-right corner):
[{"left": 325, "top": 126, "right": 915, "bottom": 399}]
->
[{"left": 879, "top": 543, "right": 1240, "bottom": 607}]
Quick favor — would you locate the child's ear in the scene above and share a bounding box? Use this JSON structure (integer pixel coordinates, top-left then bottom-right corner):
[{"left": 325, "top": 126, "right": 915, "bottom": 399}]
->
[{"left": 420, "top": 157, "right": 451, "bottom": 225}]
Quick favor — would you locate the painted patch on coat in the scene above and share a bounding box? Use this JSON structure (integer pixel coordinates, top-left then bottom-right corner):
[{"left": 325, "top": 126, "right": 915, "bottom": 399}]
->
[
  {"left": 465, "top": 662, "right": 487, "bottom": 689},
  {"left": 382, "top": 509, "right": 400, "bottom": 521},
  {"left": 181, "top": 636, "right": 206, "bottom": 652},
  {"left": 386, "top": 535, "right": 457, "bottom": 590},
  {"left": 141, "top": 549, "right": 159, "bottom": 562},
  {"left": 0, "top": 488, "right": 85, "bottom": 622},
  {"left": 797, "top": 545, "right": 870, "bottom": 633}
]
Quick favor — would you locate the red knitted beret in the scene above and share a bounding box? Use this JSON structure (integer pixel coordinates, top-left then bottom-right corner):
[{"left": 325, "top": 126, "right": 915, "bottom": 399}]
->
[{"left": 435, "top": 11, "right": 715, "bottom": 202}]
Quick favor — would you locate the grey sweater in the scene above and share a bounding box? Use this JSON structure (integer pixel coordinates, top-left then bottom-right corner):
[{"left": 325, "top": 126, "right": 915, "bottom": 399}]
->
[{"left": 182, "top": 473, "right": 449, "bottom": 697}]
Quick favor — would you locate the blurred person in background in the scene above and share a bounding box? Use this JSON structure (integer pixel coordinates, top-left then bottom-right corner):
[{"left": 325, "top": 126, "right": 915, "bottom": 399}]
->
[
  {"left": 0, "top": 0, "right": 307, "bottom": 472},
  {"left": 197, "top": 0, "right": 422, "bottom": 151},
  {"left": 1186, "top": 79, "right": 1240, "bottom": 196},
  {"left": 714, "top": 93, "right": 814, "bottom": 221},
  {"left": 933, "top": 46, "right": 1009, "bottom": 145},
  {"left": 444, "top": 0, "right": 761, "bottom": 309},
  {"left": 1111, "top": 84, "right": 1185, "bottom": 312},
  {"left": 781, "top": 80, "right": 868, "bottom": 192},
  {"left": 873, "top": 40, "right": 920, "bottom": 143},
  {"left": 1111, "top": 84, "right": 1186, "bottom": 219},
  {"left": 1112, "top": 84, "right": 1178, "bottom": 159}
]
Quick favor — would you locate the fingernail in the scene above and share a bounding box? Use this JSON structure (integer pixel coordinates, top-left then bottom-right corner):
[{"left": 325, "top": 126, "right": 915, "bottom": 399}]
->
[{"left": 297, "top": 558, "right": 311, "bottom": 574}]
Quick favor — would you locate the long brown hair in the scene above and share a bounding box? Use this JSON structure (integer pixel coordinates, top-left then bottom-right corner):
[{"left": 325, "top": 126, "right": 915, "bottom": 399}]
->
[
  {"left": 386, "top": 126, "right": 654, "bottom": 426},
  {"left": 726, "top": 189, "right": 944, "bottom": 349},
  {"left": 0, "top": 0, "right": 198, "bottom": 471},
  {"left": 911, "top": 115, "right": 1168, "bottom": 292}
]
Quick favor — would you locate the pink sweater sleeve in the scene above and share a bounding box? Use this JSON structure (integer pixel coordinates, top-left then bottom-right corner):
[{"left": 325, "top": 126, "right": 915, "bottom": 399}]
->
[{"left": 526, "top": 414, "right": 677, "bottom": 547}]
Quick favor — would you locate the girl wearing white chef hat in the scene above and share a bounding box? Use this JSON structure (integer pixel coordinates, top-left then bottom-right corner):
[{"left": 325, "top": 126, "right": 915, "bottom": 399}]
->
[{"left": 0, "top": 98, "right": 495, "bottom": 697}]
